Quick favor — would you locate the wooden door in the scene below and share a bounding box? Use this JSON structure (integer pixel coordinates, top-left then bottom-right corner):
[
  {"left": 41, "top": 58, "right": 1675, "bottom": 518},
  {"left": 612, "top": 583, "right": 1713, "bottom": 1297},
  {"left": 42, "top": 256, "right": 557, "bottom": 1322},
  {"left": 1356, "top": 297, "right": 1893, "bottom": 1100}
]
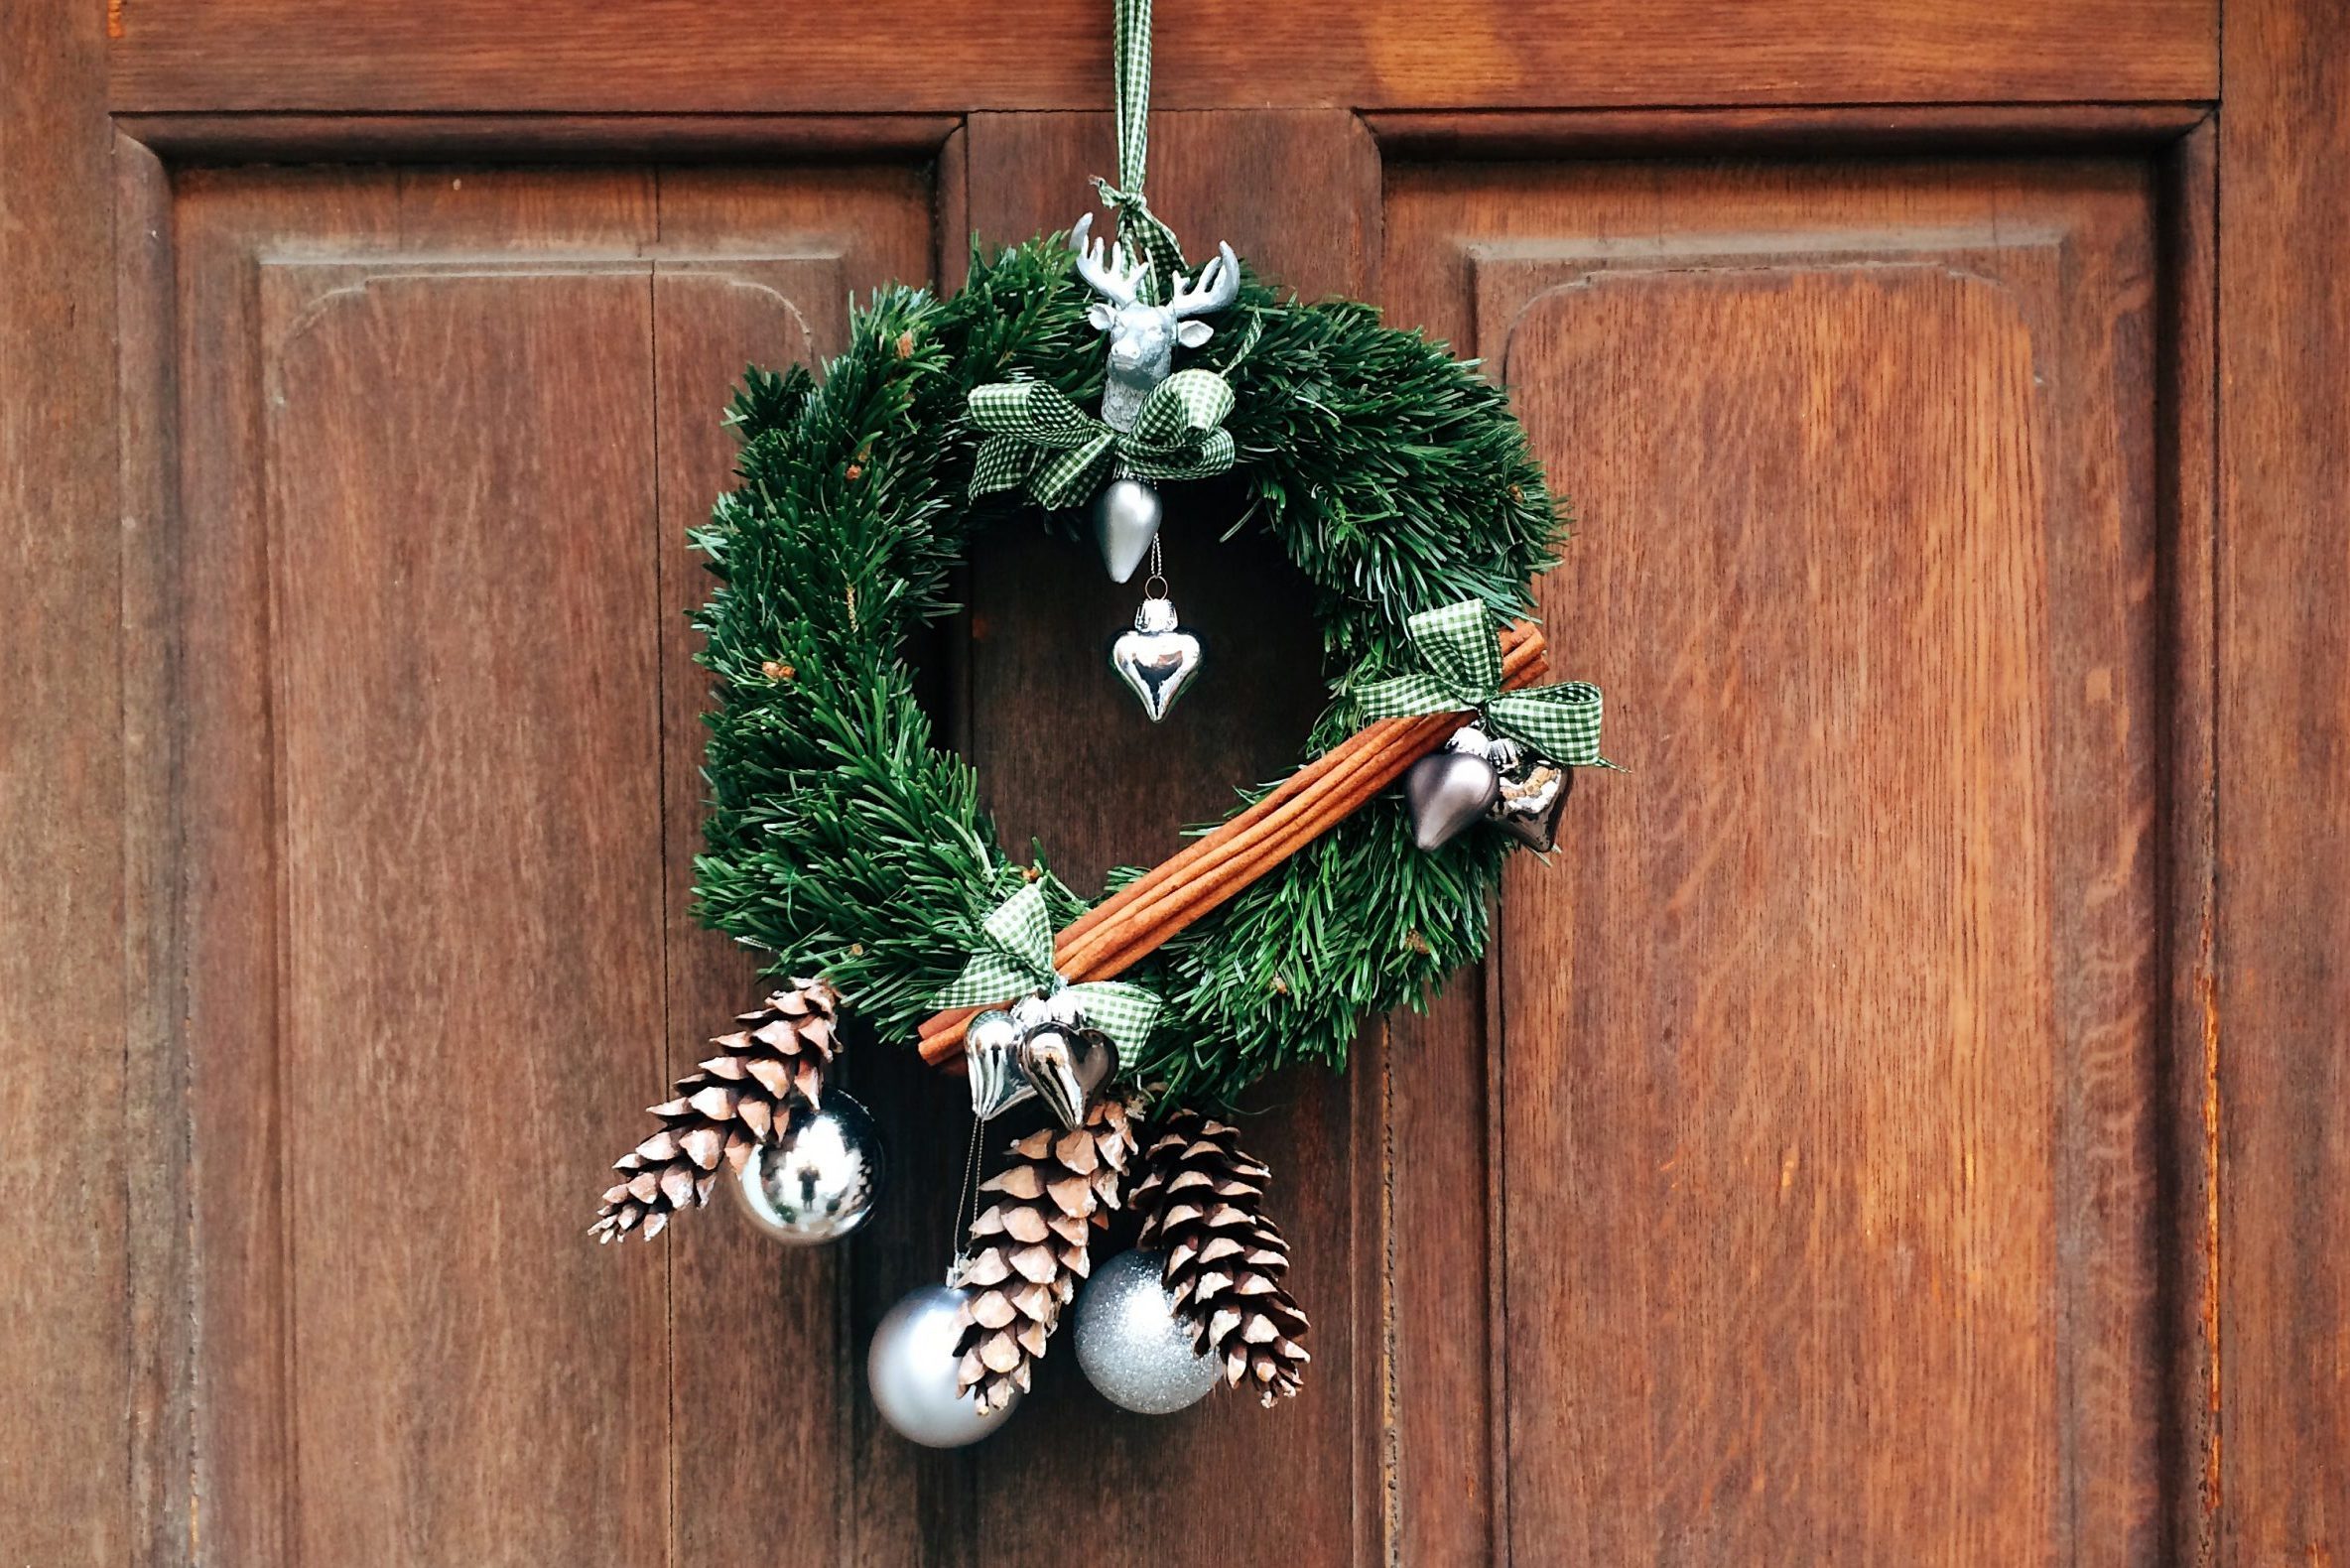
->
[{"left": 7, "top": 2, "right": 2348, "bottom": 1565}]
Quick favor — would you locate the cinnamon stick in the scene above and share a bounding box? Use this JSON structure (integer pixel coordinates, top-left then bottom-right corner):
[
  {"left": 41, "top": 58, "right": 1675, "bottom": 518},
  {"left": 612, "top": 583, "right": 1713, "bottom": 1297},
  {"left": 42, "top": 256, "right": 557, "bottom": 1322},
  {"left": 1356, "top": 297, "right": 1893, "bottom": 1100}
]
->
[{"left": 918, "top": 622, "right": 1547, "bottom": 1067}]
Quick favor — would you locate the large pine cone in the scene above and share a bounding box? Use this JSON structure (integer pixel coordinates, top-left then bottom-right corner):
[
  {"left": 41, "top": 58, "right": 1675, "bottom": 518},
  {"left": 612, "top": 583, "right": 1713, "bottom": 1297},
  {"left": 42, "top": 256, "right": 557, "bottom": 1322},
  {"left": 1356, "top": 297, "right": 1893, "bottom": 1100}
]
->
[
  {"left": 589, "top": 979, "right": 842, "bottom": 1242},
  {"left": 951, "top": 1094, "right": 1140, "bottom": 1413},
  {"left": 1131, "top": 1110, "right": 1311, "bottom": 1404}
]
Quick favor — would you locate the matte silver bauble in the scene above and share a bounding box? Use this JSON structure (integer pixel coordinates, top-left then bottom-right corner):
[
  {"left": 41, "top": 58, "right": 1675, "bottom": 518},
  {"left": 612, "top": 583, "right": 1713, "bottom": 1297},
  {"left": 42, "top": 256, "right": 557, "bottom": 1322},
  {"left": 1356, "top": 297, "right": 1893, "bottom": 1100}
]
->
[
  {"left": 1017, "top": 1022, "right": 1117, "bottom": 1130},
  {"left": 728, "top": 1091, "right": 884, "bottom": 1244},
  {"left": 1093, "top": 478, "right": 1165, "bottom": 583},
  {"left": 1403, "top": 723, "right": 1501, "bottom": 851},
  {"left": 964, "top": 1009, "right": 1036, "bottom": 1121},
  {"left": 1073, "top": 1248, "right": 1221, "bottom": 1415},
  {"left": 1110, "top": 596, "right": 1204, "bottom": 722},
  {"left": 867, "top": 1283, "right": 1019, "bottom": 1447},
  {"left": 1486, "top": 737, "right": 1572, "bottom": 851}
]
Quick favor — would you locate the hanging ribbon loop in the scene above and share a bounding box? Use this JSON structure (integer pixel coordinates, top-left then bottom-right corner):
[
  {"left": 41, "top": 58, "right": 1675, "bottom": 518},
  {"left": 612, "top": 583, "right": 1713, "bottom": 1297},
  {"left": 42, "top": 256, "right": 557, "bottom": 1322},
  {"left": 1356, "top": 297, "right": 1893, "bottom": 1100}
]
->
[
  {"left": 966, "top": 368, "right": 1235, "bottom": 509},
  {"left": 1357, "top": 598, "right": 1608, "bottom": 767},
  {"left": 934, "top": 881, "right": 1162, "bottom": 1059}
]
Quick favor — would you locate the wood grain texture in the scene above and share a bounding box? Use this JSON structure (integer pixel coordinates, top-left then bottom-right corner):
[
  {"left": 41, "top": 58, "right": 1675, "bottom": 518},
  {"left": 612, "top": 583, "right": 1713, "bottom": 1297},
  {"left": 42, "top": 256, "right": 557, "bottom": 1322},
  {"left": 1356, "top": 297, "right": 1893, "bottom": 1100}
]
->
[
  {"left": 108, "top": 0, "right": 2217, "bottom": 114},
  {"left": 2217, "top": 0, "right": 2350, "bottom": 1557},
  {"left": 157, "top": 163, "right": 941, "bottom": 1566},
  {"left": 652, "top": 169, "right": 937, "bottom": 1568},
  {"left": 0, "top": 0, "right": 128, "bottom": 1563},
  {"left": 1386, "top": 159, "right": 2199, "bottom": 1563},
  {"left": 262, "top": 257, "right": 672, "bottom": 1566}
]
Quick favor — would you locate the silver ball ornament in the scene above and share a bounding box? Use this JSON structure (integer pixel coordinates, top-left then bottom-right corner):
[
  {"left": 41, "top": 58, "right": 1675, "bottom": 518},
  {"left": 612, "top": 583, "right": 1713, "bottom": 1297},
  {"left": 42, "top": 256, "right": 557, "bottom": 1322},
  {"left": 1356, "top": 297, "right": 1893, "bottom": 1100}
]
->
[
  {"left": 867, "top": 1283, "right": 1019, "bottom": 1447},
  {"left": 1073, "top": 1248, "right": 1221, "bottom": 1414},
  {"left": 728, "top": 1091, "right": 884, "bottom": 1244}
]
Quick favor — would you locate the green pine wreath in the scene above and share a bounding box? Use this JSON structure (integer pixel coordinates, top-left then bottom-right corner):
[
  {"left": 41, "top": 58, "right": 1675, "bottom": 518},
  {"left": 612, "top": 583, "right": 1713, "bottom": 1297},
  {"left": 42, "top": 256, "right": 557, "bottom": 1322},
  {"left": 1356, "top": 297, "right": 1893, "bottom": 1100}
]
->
[{"left": 690, "top": 234, "right": 1566, "bottom": 1107}]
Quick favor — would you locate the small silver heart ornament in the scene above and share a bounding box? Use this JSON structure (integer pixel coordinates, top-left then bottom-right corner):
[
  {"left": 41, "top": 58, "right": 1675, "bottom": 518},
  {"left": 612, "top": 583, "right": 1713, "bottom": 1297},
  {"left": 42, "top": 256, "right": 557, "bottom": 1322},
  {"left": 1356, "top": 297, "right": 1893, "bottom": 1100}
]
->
[
  {"left": 1486, "top": 737, "right": 1573, "bottom": 851},
  {"left": 1110, "top": 596, "right": 1204, "bottom": 722}
]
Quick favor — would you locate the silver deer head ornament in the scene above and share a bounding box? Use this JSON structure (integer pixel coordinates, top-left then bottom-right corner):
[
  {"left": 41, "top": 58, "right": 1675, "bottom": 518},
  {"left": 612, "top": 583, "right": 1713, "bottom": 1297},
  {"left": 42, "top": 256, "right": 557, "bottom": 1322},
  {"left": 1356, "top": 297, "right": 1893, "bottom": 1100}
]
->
[{"left": 1071, "top": 211, "right": 1240, "bottom": 433}]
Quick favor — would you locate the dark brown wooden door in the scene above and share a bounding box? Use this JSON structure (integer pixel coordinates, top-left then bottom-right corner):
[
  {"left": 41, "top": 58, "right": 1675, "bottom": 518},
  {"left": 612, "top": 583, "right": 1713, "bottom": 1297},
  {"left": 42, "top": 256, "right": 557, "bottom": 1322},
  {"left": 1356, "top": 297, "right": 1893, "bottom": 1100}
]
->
[{"left": 7, "top": 3, "right": 2347, "bottom": 1565}]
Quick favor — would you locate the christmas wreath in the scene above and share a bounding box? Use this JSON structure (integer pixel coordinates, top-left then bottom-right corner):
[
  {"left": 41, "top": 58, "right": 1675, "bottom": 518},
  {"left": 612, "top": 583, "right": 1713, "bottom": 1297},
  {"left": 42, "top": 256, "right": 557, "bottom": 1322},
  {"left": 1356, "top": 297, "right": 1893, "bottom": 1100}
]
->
[{"left": 591, "top": 0, "right": 1611, "bottom": 1443}]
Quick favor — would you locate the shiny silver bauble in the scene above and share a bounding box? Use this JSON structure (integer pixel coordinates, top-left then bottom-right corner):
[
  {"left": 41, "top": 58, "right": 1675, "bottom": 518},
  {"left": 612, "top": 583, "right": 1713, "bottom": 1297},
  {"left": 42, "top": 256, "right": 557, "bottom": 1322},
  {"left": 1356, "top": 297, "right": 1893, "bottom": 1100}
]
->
[
  {"left": 1403, "top": 723, "right": 1501, "bottom": 850},
  {"left": 1110, "top": 595, "right": 1205, "bottom": 722},
  {"left": 728, "top": 1091, "right": 884, "bottom": 1244},
  {"left": 1073, "top": 1248, "right": 1221, "bottom": 1414},
  {"left": 867, "top": 1283, "right": 1019, "bottom": 1447},
  {"left": 1093, "top": 477, "right": 1165, "bottom": 583}
]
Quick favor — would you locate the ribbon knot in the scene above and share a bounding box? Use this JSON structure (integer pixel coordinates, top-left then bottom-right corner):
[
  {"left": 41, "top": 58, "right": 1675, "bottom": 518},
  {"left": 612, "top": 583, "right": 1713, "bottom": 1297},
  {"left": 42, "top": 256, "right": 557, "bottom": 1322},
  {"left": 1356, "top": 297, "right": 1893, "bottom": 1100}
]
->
[
  {"left": 934, "top": 881, "right": 1161, "bottom": 1059},
  {"left": 966, "top": 368, "right": 1235, "bottom": 511},
  {"left": 1356, "top": 598, "right": 1607, "bottom": 766}
]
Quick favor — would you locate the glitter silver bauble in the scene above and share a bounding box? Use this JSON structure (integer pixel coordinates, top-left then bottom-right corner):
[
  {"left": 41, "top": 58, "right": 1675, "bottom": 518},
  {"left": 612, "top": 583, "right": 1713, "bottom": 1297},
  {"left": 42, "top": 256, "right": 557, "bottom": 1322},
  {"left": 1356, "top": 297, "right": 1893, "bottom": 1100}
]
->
[
  {"left": 1403, "top": 723, "right": 1501, "bottom": 851},
  {"left": 1092, "top": 477, "right": 1165, "bottom": 583},
  {"left": 965, "top": 1009, "right": 1036, "bottom": 1121},
  {"left": 1110, "top": 596, "right": 1204, "bottom": 722},
  {"left": 1485, "top": 736, "right": 1572, "bottom": 851},
  {"left": 728, "top": 1091, "right": 884, "bottom": 1244},
  {"left": 867, "top": 1283, "right": 1020, "bottom": 1447},
  {"left": 1073, "top": 1248, "right": 1221, "bottom": 1415}
]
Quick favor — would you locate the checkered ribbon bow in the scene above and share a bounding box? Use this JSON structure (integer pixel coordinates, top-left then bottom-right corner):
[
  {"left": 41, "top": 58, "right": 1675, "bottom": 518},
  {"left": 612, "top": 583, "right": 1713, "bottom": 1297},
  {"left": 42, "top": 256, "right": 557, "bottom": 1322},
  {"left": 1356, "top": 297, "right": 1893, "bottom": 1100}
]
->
[
  {"left": 966, "top": 369, "right": 1235, "bottom": 510},
  {"left": 934, "top": 881, "right": 1162, "bottom": 1058},
  {"left": 1357, "top": 598, "right": 1607, "bottom": 766}
]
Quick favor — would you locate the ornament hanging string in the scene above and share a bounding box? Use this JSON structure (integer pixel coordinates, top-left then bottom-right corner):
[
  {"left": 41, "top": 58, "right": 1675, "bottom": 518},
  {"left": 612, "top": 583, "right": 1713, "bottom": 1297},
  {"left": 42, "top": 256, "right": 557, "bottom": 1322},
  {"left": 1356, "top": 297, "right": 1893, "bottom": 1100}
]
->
[{"left": 1095, "top": 0, "right": 1183, "bottom": 295}]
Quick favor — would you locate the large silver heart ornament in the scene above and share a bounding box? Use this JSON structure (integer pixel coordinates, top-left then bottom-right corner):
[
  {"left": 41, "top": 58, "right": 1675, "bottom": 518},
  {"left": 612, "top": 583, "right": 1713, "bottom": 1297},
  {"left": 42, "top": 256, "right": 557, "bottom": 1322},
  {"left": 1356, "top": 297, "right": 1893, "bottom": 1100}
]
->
[
  {"left": 1017, "top": 1023, "right": 1119, "bottom": 1130},
  {"left": 1110, "top": 596, "right": 1204, "bottom": 722}
]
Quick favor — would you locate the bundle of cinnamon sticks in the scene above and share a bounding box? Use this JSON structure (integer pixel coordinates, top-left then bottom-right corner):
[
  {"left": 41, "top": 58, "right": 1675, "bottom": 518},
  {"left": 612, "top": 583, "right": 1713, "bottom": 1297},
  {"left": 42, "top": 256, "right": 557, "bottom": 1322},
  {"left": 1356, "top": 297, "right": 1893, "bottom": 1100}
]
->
[{"left": 916, "top": 621, "right": 1548, "bottom": 1067}]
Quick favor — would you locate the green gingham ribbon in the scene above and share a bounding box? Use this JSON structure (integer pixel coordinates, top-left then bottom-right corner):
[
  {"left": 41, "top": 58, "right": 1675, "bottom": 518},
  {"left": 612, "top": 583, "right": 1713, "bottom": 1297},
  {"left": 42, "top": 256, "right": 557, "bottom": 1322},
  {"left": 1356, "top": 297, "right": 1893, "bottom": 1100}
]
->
[
  {"left": 934, "top": 881, "right": 1162, "bottom": 1058},
  {"left": 1357, "top": 598, "right": 1607, "bottom": 766},
  {"left": 1092, "top": 0, "right": 1180, "bottom": 297},
  {"left": 966, "top": 367, "right": 1235, "bottom": 508}
]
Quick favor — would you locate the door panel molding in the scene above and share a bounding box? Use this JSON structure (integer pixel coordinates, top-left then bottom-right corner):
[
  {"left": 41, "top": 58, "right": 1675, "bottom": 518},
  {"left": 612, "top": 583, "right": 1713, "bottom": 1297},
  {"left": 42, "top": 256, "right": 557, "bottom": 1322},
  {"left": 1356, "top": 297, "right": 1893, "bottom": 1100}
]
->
[{"left": 106, "top": 0, "right": 2217, "bottom": 116}]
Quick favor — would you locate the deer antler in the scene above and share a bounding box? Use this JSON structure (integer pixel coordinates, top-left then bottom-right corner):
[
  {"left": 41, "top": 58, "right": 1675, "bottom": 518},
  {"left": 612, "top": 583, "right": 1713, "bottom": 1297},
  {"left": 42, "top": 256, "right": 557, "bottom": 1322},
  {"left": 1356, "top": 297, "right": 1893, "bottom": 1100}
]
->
[
  {"left": 1167, "top": 241, "right": 1240, "bottom": 320},
  {"left": 1070, "top": 212, "right": 1144, "bottom": 307}
]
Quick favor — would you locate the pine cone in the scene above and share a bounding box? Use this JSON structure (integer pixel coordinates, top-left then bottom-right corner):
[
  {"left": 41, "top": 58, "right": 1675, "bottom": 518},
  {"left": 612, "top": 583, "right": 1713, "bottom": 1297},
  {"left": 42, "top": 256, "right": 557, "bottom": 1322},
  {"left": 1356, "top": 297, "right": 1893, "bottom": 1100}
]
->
[
  {"left": 1131, "top": 1110, "right": 1312, "bottom": 1405},
  {"left": 589, "top": 979, "right": 842, "bottom": 1242},
  {"left": 951, "top": 1093, "right": 1140, "bottom": 1412}
]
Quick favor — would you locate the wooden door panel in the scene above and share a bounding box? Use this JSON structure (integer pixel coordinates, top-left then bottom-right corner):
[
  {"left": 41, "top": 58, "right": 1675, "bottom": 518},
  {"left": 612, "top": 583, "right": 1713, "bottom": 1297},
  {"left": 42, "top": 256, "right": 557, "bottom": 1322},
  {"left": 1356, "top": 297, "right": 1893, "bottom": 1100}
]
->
[
  {"left": 1387, "top": 159, "right": 2190, "bottom": 1563},
  {"left": 163, "top": 162, "right": 936, "bottom": 1566}
]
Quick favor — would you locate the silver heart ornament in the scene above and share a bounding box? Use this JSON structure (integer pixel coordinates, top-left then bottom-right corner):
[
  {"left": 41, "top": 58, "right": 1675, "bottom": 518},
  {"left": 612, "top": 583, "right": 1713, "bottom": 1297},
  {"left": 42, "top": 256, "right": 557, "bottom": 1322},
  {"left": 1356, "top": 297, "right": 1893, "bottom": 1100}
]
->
[{"left": 1110, "top": 596, "right": 1204, "bottom": 722}]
